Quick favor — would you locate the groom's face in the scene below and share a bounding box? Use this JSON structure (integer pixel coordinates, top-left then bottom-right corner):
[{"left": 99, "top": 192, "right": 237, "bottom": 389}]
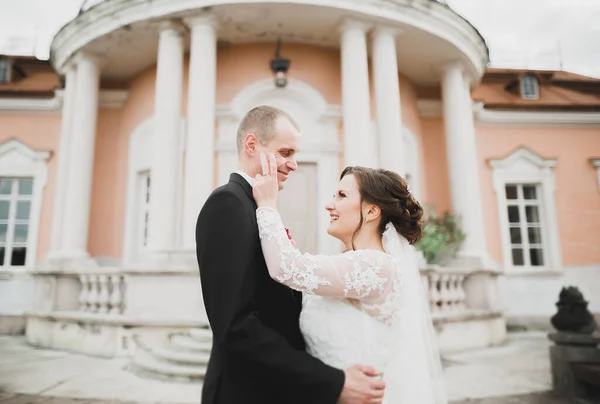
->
[{"left": 257, "top": 116, "right": 301, "bottom": 190}]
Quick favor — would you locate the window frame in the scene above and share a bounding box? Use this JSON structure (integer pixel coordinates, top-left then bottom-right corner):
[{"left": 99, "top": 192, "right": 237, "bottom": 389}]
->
[
  {"left": 503, "top": 183, "right": 548, "bottom": 268},
  {"left": 0, "top": 58, "right": 11, "bottom": 84},
  {"left": 520, "top": 74, "right": 540, "bottom": 100},
  {"left": 490, "top": 147, "right": 561, "bottom": 274},
  {"left": 0, "top": 139, "right": 50, "bottom": 270},
  {"left": 0, "top": 178, "right": 34, "bottom": 267}
]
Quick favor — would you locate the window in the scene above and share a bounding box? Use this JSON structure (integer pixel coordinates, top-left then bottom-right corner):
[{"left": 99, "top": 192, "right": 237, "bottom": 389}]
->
[
  {"left": 490, "top": 147, "right": 561, "bottom": 273},
  {"left": 0, "top": 178, "right": 33, "bottom": 266},
  {"left": 136, "top": 171, "right": 151, "bottom": 251},
  {"left": 0, "top": 58, "right": 11, "bottom": 84},
  {"left": 0, "top": 139, "right": 49, "bottom": 269},
  {"left": 520, "top": 74, "right": 539, "bottom": 100},
  {"left": 504, "top": 184, "right": 545, "bottom": 267}
]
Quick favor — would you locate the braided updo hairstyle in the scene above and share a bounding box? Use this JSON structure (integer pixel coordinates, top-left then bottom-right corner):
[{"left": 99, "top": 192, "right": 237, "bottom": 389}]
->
[{"left": 341, "top": 166, "right": 424, "bottom": 248}]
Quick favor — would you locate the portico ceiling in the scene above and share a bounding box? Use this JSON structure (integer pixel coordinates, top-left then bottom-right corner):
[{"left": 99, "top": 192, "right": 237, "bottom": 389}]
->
[{"left": 52, "top": 0, "right": 489, "bottom": 86}]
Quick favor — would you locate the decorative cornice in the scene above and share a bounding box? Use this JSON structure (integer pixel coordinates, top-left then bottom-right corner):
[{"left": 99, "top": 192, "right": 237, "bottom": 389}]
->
[
  {"left": 475, "top": 108, "right": 600, "bottom": 125},
  {"left": 0, "top": 89, "right": 129, "bottom": 113},
  {"left": 50, "top": 0, "right": 489, "bottom": 80},
  {"left": 0, "top": 97, "right": 62, "bottom": 113},
  {"left": 488, "top": 146, "right": 557, "bottom": 170},
  {"left": 417, "top": 99, "right": 600, "bottom": 125}
]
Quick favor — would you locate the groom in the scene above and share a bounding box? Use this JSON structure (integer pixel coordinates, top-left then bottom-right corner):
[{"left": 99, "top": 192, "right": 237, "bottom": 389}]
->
[{"left": 195, "top": 105, "right": 385, "bottom": 404}]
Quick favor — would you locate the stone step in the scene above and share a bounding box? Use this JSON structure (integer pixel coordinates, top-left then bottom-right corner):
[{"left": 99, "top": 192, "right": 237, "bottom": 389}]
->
[
  {"left": 149, "top": 343, "right": 211, "bottom": 366},
  {"left": 169, "top": 334, "right": 212, "bottom": 353},
  {"left": 130, "top": 347, "right": 206, "bottom": 383},
  {"left": 189, "top": 327, "right": 213, "bottom": 343}
]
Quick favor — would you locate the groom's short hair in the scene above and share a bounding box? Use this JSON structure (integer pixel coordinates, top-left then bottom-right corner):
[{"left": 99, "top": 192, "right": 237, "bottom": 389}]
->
[{"left": 236, "top": 105, "right": 299, "bottom": 154}]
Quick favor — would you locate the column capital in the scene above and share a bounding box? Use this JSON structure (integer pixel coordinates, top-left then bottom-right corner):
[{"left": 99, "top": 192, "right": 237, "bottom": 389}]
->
[
  {"left": 59, "top": 58, "right": 78, "bottom": 75},
  {"left": 72, "top": 51, "right": 105, "bottom": 69},
  {"left": 156, "top": 19, "right": 187, "bottom": 35},
  {"left": 371, "top": 25, "right": 404, "bottom": 39},
  {"left": 435, "top": 60, "right": 465, "bottom": 75},
  {"left": 183, "top": 11, "right": 218, "bottom": 30},
  {"left": 338, "top": 18, "right": 372, "bottom": 34}
]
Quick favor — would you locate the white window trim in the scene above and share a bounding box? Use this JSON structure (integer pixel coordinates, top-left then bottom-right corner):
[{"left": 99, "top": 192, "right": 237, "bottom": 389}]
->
[
  {"left": 0, "top": 138, "right": 50, "bottom": 270},
  {"left": 590, "top": 158, "right": 600, "bottom": 189},
  {"left": 489, "top": 147, "right": 561, "bottom": 274},
  {"left": 122, "top": 117, "right": 186, "bottom": 265},
  {"left": 123, "top": 118, "right": 152, "bottom": 264}
]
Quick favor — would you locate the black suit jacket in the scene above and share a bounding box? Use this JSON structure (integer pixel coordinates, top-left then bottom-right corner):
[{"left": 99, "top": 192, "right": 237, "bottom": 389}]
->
[{"left": 195, "top": 173, "right": 345, "bottom": 404}]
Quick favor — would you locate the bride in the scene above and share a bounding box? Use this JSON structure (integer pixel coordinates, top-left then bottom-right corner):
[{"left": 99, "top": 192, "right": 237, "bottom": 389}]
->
[{"left": 252, "top": 152, "right": 447, "bottom": 404}]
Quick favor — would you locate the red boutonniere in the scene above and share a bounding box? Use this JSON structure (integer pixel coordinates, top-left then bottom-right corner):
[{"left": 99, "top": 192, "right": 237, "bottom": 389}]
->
[{"left": 285, "top": 227, "right": 296, "bottom": 248}]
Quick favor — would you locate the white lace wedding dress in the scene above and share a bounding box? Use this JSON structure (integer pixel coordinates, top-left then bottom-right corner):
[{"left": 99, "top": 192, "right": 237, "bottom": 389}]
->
[{"left": 257, "top": 207, "right": 447, "bottom": 404}]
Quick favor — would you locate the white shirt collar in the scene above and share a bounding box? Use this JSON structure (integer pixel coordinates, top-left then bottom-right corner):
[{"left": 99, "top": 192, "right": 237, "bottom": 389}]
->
[{"left": 235, "top": 170, "right": 254, "bottom": 186}]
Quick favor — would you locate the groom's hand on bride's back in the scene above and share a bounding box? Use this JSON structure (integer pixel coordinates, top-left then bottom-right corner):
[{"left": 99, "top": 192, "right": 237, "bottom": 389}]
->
[{"left": 339, "top": 364, "right": 385, "bottom": 404}]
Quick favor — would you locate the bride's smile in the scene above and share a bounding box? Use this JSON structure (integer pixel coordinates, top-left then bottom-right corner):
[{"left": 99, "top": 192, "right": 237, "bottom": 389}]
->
[{"left": 325, "top": 174, "right": 365, "bottom": 242}]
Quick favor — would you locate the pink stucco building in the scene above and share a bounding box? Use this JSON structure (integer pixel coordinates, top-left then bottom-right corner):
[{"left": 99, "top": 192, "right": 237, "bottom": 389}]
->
[{"left": 0, "top": 0, "right": 598, "bottom": 381}]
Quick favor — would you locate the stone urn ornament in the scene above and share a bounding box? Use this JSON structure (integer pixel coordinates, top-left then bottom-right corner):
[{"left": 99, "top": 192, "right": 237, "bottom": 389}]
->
[{"left": 550, "top": 286, "right": 597, "bottom": 335}]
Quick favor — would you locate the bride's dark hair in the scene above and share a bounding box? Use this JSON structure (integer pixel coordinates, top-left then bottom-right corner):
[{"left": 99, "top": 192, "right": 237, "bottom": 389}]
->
[{"left": 341, "top": 166, "right": 424, "bottom": 249}]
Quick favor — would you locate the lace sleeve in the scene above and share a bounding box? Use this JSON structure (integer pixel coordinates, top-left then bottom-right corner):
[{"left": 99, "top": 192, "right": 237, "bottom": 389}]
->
[{"left": 257, "top": 207, "right": 396, "bottom": 300}]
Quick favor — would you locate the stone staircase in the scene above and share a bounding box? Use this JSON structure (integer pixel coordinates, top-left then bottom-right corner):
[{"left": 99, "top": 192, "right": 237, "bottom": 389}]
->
[{"left": 129, "top": 326, "right": 212, "bottom": 383}]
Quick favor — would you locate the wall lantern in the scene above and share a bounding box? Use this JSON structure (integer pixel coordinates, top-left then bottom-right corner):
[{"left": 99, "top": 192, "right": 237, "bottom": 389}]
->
[{"left": 270, "top": 37, "right": 290, "bottom": 88}]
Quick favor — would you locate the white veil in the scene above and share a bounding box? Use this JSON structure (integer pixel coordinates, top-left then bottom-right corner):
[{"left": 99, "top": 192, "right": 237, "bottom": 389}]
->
[{"left": 381, "top": 221, "right": 448, "bottom": 404}]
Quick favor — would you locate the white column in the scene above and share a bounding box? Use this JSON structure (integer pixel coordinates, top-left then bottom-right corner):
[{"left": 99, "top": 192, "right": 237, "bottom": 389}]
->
[
  {"left": 340, "top": 19, "right": 375, "bottom": 167},
  {"left": 372, "top": 26, "right": 404, "bottom": 175},
  {"left": 61, "top": 53, "right": 101, "bottom": 260},
  {"left": 441, "top": 62, "right": 489, "bottom": 267},
  {"left": 146, "top": 21, "right": 184, "bottom": 257},
  {"left": 182, "top": 13, "right": 217, "bottom": 249},
  {"left": 48, "top": 63, "right": 77, "bottom": 259}
]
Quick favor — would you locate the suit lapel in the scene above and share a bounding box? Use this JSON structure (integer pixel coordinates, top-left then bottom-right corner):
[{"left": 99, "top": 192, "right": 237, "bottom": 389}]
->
[
  {"left": 230, "top": 173, "right": 301, "bottom": 306},
  {"left": 230, "top": 173, "right": 256, "bottom": 209}
]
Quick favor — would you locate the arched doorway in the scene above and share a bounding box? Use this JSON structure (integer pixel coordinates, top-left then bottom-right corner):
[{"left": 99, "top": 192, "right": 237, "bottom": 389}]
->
[{"left": 216, "top": 78, "right": 342, "bottom": 254}]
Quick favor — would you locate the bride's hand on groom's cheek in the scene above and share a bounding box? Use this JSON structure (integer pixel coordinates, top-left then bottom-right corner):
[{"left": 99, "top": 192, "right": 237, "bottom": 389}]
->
[{"left": 252, "top": 152, "right": 279, "bottom": 209}]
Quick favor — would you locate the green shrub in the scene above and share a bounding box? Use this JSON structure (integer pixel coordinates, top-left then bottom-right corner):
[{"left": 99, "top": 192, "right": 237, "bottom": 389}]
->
[{"left": 415, "top": 205, "right": 466, "bottom": 265}]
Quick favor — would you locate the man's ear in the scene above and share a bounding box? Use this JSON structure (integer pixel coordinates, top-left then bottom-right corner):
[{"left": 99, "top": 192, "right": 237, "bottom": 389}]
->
[{"left": 244, "top": 133, "right": 258, "bottom": 155}]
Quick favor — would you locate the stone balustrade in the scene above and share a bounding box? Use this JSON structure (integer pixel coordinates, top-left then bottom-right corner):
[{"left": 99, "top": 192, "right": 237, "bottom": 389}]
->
[
  {"left": 24, "top": 267, "right": 207, "bottom": 357},
  {"left": 420, "top": 266, "right": 506, "bottom": 352},
  {"left": 24, "top": 265, "right": 506, "bottom": 357},
  {"left": 423, "top": 268, "right": 468, "bottom": 315},
  {"left": 78, "top": 271, "right": 125, "bottom": 314}
]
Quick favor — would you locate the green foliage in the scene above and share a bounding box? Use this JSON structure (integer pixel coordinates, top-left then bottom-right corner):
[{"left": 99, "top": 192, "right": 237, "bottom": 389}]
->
[{"left": 415, "top": 205, "right": 466, "bottom": 265}]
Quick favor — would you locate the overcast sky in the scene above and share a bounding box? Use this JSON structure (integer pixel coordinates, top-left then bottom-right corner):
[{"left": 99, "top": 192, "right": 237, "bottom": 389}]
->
[{"left": 0, "top": 0, "right": 599, "bottom": 78}]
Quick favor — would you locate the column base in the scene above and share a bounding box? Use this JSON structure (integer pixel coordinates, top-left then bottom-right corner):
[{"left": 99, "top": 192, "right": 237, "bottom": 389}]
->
[
  {"left": 131, "top": 248, "right": 198, "bottom": 271},
  {"left": 38, "top": 250, "right": 99, "bottom": 270}
]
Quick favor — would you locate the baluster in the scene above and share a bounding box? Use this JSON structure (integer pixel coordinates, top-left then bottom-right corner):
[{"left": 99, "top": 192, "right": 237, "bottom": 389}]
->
[
  {"left": 87, "top": 274, "right": 99, "bottom": 312},
  {"left": 109, "top": 275, "right": 123, "bottom": 314},
  {"left": 456, "top": 274, "right": 467, "bottom": 311},
  {"left": 79, "top": 275, "right": 90, "bottom": 311},
  {"left": 438, "top": 274, "right": 451, "bottom": 313},
  {"left": 428, "top": 273, "right": 441, "bottom": 313},
  {"left": 96, "top": 274, "right": 109, "bottom": 313},
  {"left": 447, "top": 274, "right": 459, "bottom": 311}
]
